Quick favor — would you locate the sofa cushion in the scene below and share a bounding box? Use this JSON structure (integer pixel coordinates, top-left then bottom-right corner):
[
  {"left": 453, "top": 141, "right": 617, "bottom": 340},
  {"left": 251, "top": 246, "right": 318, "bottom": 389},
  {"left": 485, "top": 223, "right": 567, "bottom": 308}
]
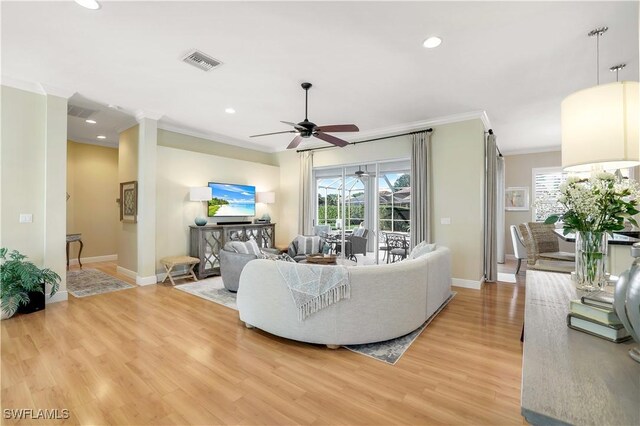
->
[
  {"left": 229, "top": 240, "right": 262, "bottom": 256},
  {"left": 408, "top": 241, "right": 437, "bottom": 260},
  {"left": 295, "top": 235, "right": 322, "bottom": 255}
]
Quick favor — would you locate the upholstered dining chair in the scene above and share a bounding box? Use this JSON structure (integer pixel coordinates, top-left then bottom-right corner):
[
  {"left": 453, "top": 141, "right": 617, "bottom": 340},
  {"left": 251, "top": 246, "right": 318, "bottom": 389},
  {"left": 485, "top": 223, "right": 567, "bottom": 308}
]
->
[
  {"left": 519, "top": 223, "right": 574, "bottom": 273},
  {"left": 510, "top": 225, "right": 527, "bottom": 274}
]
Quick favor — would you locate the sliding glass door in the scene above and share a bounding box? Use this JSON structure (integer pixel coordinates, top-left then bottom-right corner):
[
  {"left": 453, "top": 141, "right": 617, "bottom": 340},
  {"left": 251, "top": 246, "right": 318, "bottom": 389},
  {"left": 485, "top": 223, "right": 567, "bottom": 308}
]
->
[{"left": 313, "top": 160, "right": 410, "bottom": 264}]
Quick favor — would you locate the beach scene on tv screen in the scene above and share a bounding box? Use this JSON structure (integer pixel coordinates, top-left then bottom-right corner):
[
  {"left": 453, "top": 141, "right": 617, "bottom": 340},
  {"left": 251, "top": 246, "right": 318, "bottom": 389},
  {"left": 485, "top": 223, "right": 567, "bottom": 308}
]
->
[{"left": 208, "top": 183, "right": 255, "bottom": 217}]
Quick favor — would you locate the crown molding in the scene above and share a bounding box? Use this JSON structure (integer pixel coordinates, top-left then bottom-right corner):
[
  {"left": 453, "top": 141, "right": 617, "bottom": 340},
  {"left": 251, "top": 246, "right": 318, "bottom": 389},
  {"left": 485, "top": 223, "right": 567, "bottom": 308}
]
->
[
  {"left": 346, "top": 110, "right": 493, "bottom": 144},
  {"left": 68, "top": 136, "right": 118, "bottom": 149},
  {"left": 135, "top": 110, "right": 164, "bottom": 122},
  {"left": 157, "top": 122, "right": 276, "bottom": 153},
  {"left": 500, "top": 145, "right": 561, "bottom": 156},
  {"left": 39, "top": 83, "right": 75, "bottom": 99},
  {"left": 1, "top": 75, "right": 46, "bottom": 95},
  {"left": 0, "top": 76, "right": 77, "bottom": 98}
]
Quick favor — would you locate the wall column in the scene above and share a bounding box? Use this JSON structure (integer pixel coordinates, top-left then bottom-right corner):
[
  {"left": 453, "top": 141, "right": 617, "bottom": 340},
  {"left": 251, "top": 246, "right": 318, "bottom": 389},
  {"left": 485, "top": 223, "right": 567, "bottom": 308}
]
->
[
  {"left": 43, "top": 86, "right": 74, "bottom": 303},
  {"left": 135, "top": 112, "right": 161, "bottom": 285}
]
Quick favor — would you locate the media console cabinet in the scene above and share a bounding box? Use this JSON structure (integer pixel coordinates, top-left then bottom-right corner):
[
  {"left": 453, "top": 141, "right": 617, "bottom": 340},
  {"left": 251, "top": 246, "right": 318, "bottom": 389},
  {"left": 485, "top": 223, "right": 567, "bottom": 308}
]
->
[{"left": 189, "top": 223, "right": 276, "bottom": 279}]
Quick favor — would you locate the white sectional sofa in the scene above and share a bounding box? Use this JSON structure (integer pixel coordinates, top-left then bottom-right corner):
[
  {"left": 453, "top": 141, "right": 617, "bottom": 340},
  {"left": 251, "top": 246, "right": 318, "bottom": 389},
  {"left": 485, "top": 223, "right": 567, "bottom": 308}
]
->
[{"left": 236, "top": 246, "right": 452, "bottom": 346}]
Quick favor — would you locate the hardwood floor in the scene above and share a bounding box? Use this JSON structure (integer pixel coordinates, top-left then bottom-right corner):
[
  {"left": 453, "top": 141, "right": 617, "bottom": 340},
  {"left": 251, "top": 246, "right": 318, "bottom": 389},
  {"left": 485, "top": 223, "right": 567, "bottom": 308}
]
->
[{"left": 1, "top": 261, "right": 526, "bottom": 425}]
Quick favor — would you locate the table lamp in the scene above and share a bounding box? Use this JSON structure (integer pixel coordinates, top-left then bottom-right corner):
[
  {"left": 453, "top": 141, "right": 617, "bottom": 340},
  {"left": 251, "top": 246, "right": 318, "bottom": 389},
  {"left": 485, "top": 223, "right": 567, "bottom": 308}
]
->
[
  {"left": 256, "top": 191, "right": 275, "bottom": 222},
  {"left": 190, "top": 187, "right": 212, "bottom": 226}
]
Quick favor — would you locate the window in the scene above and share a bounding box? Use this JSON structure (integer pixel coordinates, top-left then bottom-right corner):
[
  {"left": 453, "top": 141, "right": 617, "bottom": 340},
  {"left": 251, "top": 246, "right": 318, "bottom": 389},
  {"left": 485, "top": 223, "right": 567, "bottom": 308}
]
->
[{"left": 532, "top": 167, "right": 630, "bottom": 222}]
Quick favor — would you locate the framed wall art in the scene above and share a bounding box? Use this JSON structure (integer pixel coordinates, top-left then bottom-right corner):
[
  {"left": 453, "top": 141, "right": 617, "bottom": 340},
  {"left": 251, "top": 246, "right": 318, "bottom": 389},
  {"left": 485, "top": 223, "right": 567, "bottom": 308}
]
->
[
  {"left": 505, "top": 187, "right": 529, "bottom": 211},
  {"left": 119, "top": 181, "right": 138, "bottom": 223}
]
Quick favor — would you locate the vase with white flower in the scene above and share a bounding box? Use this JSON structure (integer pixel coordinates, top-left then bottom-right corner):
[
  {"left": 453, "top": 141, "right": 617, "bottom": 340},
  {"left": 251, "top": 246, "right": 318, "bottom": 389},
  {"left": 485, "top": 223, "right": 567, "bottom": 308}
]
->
[{"left": 545, "top": 172, "right": 640, "bottom": 291}]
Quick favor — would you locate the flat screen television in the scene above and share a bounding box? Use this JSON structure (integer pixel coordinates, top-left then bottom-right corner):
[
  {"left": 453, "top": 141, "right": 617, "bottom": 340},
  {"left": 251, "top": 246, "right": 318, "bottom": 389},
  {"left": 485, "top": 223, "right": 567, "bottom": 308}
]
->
[{"left": 207, "top": 182, "right": 256, "bottom": 217}]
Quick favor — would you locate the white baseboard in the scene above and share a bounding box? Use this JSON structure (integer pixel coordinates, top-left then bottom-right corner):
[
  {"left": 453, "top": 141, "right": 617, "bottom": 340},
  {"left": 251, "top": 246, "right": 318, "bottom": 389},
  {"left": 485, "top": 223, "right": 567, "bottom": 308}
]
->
[
  {"left": 452, "top": 277, "right": 484, "bottom": 290},
  {"left": 46, "top": 291, "right": 68, "bottom": 304},
  {"left": 69, "top": 254, "right": 117, "bottom": 266},
  {"left": 117, "top": 266, "right": 136, "bottom": 279},
  {"left": 136, "top": 275, "right": 158, "bottom": 286}
]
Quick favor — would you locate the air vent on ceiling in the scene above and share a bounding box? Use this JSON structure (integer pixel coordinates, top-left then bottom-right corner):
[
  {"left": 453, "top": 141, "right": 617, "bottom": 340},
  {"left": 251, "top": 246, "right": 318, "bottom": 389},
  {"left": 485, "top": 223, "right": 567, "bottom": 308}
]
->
[
  {"left": 182, "top": 50, "right": 222, "bottom": 71},
  {"left": 67, "top": 105, "right": 98, "bottom": 119}
]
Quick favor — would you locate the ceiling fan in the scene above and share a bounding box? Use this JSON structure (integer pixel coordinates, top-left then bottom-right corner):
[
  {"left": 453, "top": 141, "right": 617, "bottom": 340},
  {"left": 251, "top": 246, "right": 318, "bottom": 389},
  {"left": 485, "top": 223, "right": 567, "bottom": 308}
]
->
[
  {"left": 355, "top": 165, "right": 370, "bottom": 179},
  {"left": 250, "top": 82, "right": 359, "bottom": 149}
]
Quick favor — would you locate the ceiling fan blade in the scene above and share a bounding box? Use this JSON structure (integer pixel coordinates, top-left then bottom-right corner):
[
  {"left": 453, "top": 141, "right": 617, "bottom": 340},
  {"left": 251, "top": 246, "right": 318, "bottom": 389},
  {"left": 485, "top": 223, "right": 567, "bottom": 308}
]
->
[
  {"left": 287, "top": 135, "right": 304, "bottom": 149},
  {"left": 249, "top": 130, "right": 297, "bottom": 138},
  {"left": 281, "top": 121, "right": 307, "bottom": 131},
  {"left": 316, "top": 124, "right": 359, "bottom": 133},
  {"left": 314, "top": 131, "right": 349, "bottom": 148}
]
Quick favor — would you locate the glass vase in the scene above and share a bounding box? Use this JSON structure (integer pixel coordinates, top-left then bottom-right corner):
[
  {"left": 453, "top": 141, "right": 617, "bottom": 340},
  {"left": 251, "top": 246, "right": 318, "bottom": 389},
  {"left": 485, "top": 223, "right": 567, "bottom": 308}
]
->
[{"left": 575, "top": 231, "right": 608, "bottom": 291}]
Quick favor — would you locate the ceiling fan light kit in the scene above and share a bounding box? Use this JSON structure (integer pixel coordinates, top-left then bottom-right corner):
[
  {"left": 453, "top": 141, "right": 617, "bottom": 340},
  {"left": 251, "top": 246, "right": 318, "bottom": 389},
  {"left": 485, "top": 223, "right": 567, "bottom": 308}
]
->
[{"left": 250, "top": 82, "right": 360, "bottom": 149}]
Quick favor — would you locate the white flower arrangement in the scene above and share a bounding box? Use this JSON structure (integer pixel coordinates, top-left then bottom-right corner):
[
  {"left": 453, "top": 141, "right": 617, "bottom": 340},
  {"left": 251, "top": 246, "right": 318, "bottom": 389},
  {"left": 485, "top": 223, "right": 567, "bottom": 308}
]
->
[{"left": 546, "top": 172, "right": 640, "bottom": 234}]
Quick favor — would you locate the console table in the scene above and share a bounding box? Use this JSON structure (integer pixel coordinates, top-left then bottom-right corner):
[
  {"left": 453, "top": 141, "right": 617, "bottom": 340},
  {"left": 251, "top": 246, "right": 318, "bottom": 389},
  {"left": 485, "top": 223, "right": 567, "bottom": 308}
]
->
[
  {"left": 521, "top": 270, "right": 639, "bottom": 425},
  {"left": 189, "top": 223, "right": 275, "bottom": 279},
  {"left": 66, "top": 233, "right": 83, "bottom": 270}
]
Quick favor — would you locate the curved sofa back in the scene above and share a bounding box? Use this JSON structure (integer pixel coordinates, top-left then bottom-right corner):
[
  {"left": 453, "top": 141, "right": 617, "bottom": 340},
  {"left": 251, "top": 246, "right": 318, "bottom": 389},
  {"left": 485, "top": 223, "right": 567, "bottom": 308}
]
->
[{"left": 237, "top": 246, "right": 452, "bottom": 346}]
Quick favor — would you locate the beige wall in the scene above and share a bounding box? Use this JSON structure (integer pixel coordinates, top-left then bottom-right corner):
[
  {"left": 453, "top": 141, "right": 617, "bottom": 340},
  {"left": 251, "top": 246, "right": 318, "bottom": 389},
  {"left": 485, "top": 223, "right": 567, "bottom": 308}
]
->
[
  {"left": 1, "top": 85, "right": 68, "bottom": 301},
  {"left": 431, "top": 120, "right": 486, "bottom": 283},
  {"left": 503, "top": 151, "right": 561, "bottom": 255},
  {"left": 276, "top": 119, "right": 486, "bottom": 283},
  {"left": 118, "top": 125, "right": 139, "bottom": 273},
  {"left": 155, "top": 145, "right": 280, "bottom": 274},
  {"left": 1, "top": 86, "right": 47, "bottom": 261},
  {"left": 66, "top": 141, "right": 119, "bottom": 259},
  {"left": 157, "top": 129, "right": 278, "bottom": 167}
]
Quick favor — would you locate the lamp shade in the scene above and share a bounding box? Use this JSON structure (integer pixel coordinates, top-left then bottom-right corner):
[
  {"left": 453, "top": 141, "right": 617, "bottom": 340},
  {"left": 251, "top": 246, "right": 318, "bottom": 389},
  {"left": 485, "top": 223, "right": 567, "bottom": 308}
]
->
[
  {"left": 256, "top": 191, "right": 275, "bottom": 204},
  {"left": 189, "top": 187, "right": 211, "bottom": 202},
  {"left": 561, "top": 81, "right": 639, "bottom": 172}
]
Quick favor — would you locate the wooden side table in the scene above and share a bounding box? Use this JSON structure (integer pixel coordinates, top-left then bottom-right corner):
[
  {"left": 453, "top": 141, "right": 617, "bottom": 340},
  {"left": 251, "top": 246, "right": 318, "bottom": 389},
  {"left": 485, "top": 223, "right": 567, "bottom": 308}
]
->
[
  {"left": 66, "top": 233, "right": 83, "bottom": 270},
  {"left": 160, "top": 256, "right": 200, "bottom": 286}
]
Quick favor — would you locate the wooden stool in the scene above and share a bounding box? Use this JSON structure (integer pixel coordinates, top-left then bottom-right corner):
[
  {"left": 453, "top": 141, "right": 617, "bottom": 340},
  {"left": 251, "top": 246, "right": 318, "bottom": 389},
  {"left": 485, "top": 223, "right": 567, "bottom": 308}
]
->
[{"left": 160, "top": 256, "right": 200, "bottom": 286}]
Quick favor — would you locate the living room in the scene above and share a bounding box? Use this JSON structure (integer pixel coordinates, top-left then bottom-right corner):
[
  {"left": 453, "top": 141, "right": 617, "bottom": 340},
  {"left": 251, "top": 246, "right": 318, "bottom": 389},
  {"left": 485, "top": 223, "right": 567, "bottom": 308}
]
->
[{"left": 1, "top": 1, "right": 639, "bottom": 425}]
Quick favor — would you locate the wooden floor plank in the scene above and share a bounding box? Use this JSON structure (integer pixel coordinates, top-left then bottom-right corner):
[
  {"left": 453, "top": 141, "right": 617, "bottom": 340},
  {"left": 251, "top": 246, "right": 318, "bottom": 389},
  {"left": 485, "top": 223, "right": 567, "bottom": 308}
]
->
[{"left": 1, "top": 260, "right": 526, "bottom": 425}]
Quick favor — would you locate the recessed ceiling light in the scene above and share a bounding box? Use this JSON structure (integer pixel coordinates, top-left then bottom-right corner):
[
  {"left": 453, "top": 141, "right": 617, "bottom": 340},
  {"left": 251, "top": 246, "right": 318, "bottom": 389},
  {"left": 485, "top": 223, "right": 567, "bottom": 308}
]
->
[
  {"left": 74, "top": 0, "right": 101, "bottom": 10},
  {"left": 97, "top": 135, "right": 106, "bottom": 139},
  {"left": 422, "top": 36, "right": 442, "bottom": 49},
  {"left": 85, "top": 119, "right": 97, "bottom": 124},
  {"left": 225, "top": 107, "right": 236, "bottom": 114}
]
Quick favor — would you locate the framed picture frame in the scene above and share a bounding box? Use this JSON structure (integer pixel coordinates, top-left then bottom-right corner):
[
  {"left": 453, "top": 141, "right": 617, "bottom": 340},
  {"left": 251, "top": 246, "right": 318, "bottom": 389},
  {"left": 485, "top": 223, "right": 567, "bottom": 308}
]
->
[
  {"left": 505, "top": 187, "right": 529, "bottom": 211},
  {"left": 119, "top": 181, "right": 138, "bottom": 223}
]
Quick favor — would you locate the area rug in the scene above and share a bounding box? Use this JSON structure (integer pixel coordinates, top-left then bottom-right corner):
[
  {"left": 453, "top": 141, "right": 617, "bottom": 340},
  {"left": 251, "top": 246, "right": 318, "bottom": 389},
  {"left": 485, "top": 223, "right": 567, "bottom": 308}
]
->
[
  {"left": 497, "top": 272, "right": 517, "bottom": 283},
  {"left": 344, "top": 292, "right": 456, "bottom": 365},
  {"left": 174, "top": 277, "right": 237, "bottom": 310},
  {"left": 176, "top": 279, "right": 456, "bottom": 365},
  {"left": 66, "top": 269, "right": 135, "bottom": 298}
]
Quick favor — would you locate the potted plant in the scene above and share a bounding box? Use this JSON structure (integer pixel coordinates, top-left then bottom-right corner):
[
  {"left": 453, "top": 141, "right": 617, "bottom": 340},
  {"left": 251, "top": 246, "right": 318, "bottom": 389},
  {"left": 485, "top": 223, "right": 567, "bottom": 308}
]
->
[{"left": 1, "top": 248, "right": 60, "bottom": 319}]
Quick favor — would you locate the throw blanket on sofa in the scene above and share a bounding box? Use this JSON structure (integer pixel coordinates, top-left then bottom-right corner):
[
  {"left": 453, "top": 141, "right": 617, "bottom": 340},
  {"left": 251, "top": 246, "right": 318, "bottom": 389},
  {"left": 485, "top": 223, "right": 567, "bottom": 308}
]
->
[{"left": 275, "top": 261, "right": 350, "bottom": 320}]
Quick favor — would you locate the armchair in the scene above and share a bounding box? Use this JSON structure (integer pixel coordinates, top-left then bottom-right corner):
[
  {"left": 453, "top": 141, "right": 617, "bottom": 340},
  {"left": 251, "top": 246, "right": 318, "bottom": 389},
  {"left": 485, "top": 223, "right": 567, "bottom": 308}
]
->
[{"left": 336, "top": 228, "right": 369, "bottom": 262}]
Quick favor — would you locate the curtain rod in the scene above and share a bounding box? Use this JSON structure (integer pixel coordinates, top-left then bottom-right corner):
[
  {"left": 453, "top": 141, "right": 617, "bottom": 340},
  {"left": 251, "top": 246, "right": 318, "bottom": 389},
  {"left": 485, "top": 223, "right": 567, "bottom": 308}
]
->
[
  {"left": 296, "top": 128, "right": 433, "bottom": 153},
  {"left": 485, "top": 128, "right": 503, "bottom": 157}
]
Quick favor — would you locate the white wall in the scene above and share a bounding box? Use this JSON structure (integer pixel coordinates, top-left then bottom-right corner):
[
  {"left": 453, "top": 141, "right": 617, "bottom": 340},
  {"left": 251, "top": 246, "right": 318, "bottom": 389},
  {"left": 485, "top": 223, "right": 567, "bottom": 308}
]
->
[{"left": 155, "top": 146, "right": 280, "bottom": 273}]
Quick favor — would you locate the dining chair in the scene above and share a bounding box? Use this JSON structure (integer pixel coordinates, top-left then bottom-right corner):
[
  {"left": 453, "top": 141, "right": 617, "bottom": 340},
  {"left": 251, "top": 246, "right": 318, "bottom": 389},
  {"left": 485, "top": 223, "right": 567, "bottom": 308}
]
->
[
  {"left": 386, "top": 233, "right": 408, "bottom": 263},
  {"left": 510, "top": 225, "right": 527, "bottom": 274}
]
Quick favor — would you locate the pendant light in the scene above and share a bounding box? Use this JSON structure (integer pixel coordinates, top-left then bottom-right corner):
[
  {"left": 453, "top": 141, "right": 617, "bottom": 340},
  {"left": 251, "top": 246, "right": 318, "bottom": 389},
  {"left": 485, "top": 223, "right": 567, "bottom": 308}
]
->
[{"left": 561, "top": 27, "right": 639, "bottom": 172}]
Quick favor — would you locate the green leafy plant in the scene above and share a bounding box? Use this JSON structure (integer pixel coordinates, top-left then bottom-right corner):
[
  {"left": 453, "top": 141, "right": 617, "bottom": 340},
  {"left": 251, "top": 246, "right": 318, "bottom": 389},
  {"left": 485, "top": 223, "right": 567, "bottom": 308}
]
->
[
  {"left": 545, "top": 172, "right": 640, "bottom": 234},
  {"left": 1, "top": 248, "right": 60, "bottom": 317}
]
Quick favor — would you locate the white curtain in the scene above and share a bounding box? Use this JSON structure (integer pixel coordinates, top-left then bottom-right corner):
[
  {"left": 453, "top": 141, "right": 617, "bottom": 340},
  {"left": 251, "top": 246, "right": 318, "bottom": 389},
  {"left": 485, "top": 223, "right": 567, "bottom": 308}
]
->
[
  {"left": 410, "top": 131, "right": 432, "bottom": 249},
  {"left": 298, "top": 152, "right": 314, "bottom": 235},
  {"left": 497, "top": 155, "right": 506, "bottom": 264},
  {"left": 484, "top": 132, "right": 498, "bottom": 282}
]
